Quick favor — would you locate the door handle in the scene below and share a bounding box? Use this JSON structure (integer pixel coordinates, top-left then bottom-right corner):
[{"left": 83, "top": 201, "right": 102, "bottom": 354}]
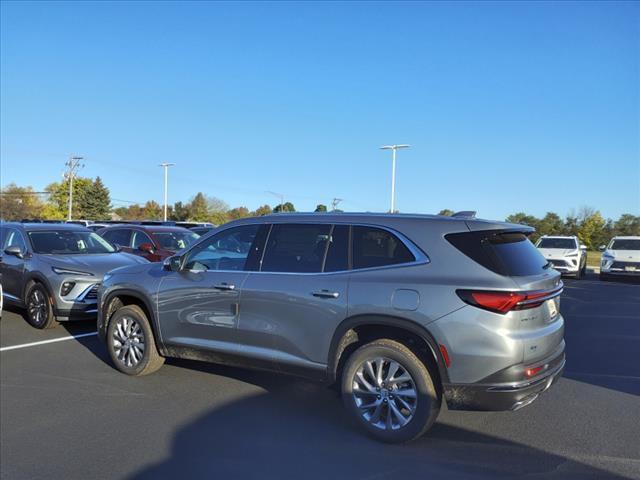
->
[
  {"left": 213, "top": 283, "right": 236, "bottom": 291},
  {"left": 312, "top": 290, "right": 339, "bottom": 299}
]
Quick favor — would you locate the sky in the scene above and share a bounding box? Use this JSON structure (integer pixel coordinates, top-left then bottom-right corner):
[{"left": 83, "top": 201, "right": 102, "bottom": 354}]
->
[{"left": 1, "top": 1, "right": 638, "bottom": 220}]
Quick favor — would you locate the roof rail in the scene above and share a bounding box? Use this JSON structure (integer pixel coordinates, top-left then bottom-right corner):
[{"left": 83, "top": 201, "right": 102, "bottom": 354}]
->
[{"left": 451, "top": 211, "right": 476, "bottom": 218}]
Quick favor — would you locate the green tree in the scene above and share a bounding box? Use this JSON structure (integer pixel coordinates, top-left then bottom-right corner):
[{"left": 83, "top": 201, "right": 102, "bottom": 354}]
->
[
  {"left": 253, "top": 204, "right": 273, "bottom": 216},
  {"left": 437, "top": 209, "right": 454, "bottom": 216},
  {"left": 82, "top": 177, "right": 111, "bottom": 220},
  {"left": 227, "top": 206, "right": 251, "bottom": 220},
  {"left": 45, "top": 176, "right": 94, "bottom": 219},
  {"left": 142, "top": 200, "right": 163, "bottom": 220},
  {"left": 315, "top": 204, "right": 328, "bottom": 212},
  {"left": 187, "top": 193, "right": 210, "bottom": 221},
  {"left": 170, "top": 201, "right": 190, "bottom": 221},
  {"left": 576, "top": 208, "right": 605, "bottom": 249},
  {"left": 0, "top": 184, "right": 46, "bottom": 220},
  {"left": 613, "top": 214, "right": 640, "bottom": 236},
  {"left": 273, "top": 202, "right": 295, "bottom": 213},
  {"left": 537, "top": 212, "right": 565, "bottom": 236}
]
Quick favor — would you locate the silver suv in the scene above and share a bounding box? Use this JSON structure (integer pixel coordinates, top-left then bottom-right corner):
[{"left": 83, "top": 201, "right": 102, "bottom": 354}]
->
[
  {"left": 0, "top": 223, "right": 148, "bottom": 329},
  {"left": 98, "top": 213, "right": 565, "bottom": 443}
]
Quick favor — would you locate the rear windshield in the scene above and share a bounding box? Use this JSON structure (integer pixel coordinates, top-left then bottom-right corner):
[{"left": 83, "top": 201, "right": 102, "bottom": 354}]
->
[
  {"left": 152, "top": 231, "right": 199, "bottom": 251},
  {"left": 537, "top": 238, "right": 576, "bottom": 249},
  {"left": 610, "top": 239, "right": 640, "bottom": 250},
  {"left": 447, "top": 230, "right": 548, "bottom": 276}
]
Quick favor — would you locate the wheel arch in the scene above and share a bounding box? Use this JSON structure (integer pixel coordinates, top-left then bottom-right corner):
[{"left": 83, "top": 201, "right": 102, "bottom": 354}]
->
[
  {"left": 102, "top": 289, "right": 164, "bottom": 354},
  {"left": 328, "top": 314, "right": 450, "bottom": 387},
  {"left": 23, "top": 272, "right": 55, "bottom": 303}
]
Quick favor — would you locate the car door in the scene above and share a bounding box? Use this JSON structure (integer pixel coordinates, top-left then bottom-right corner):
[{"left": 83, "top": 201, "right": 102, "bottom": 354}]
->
[
  {"left": 156, "top": 224, "right": 266, "bottom": 356},
  {"left": 0, "top": 227, "right": 28, "bottom": 301},
  {"left": 239, "top": 223, "right": 350, "bottom": 375}
]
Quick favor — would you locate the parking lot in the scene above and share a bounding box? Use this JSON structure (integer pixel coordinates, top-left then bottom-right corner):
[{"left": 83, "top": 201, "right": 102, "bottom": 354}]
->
[{"left": 1, "top": 273, "right": 639, "bottom": 480}]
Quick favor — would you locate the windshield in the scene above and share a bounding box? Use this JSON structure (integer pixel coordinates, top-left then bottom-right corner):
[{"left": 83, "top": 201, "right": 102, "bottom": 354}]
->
[
  {"left": 537, "top": 238, "right": 577, "bottom": 249},
  {"left": 153, "top": 231, "right": 199, "bottom": 251},
  {"left": 610, "top": 239, "right": 640, "bottom": 250},
  {"left": 29, "top": 230, "right": 116, "bottom": 254}
]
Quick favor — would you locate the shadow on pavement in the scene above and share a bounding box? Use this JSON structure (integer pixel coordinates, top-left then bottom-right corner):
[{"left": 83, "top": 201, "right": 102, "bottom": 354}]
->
[{"left": 127, "top": 359, "right": 625, "bottom": 480}]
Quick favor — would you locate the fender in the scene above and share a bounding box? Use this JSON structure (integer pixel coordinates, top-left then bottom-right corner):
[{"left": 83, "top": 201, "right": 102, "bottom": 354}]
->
[
  {"left": 327, "top": 314, "right": 450, "bottom": 384},
  {"left": 23, "top": 271, "right": 55, "bottom": 304},
  {"left": 100, "top": 288, "right": 165, "bottom": 355}
]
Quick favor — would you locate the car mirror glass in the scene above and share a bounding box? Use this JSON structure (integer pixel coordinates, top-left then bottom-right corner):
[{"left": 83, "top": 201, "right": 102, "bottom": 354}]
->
[
  {"left": 164, "top": 255, "right": 182, "bottom": 271},
  {"left": 598, "top": 245, "right": 606, "bottom": 252},
  {"left": 139, "top": 242, "right": 155, "bottom": 254}
]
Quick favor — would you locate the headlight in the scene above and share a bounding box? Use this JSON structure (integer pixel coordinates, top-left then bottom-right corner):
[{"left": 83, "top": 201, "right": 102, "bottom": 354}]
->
[{"left": 52, "top": 266, "right": 93, "bottom": 276}]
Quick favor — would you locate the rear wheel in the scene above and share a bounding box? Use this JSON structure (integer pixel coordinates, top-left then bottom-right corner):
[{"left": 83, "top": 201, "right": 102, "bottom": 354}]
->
[
  {"left": 575, "top": 266, "right": 582, "bottom": 280},
  {"left": 106, "top": 305, "right": 164, "bottom": 376},
  {"left": 341, "top": 339, "right": 440, "bottom": 443},
  {"left": 25, "top": 282, "right": 58, "bottom": 329}
]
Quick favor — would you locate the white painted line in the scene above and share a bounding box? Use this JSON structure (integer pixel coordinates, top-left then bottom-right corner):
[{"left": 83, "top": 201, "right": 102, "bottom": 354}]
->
[{"left": 0, "top": 332, "right": 98, "bottom": 352}]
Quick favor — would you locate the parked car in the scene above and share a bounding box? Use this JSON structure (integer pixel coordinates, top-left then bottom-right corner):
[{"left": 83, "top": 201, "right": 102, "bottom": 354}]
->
[
  {"left": 190, "top": 226, "right": 215, "bottom": 236},
  {"left": 535, "top": 235, "right": 587, "bottom": 279},
  {"left": 87, "top": 223, "right": 110, "bottom": 232},
  {"left": 98, "top": 213, "right": 565, "bottom": 443},
  {"left": 599, "top": 236, "right": 640, "bottom": 280},
  {"left": 0, "top": 223, "right": 148, "bottom": 329},
  {"left": 97, "top": 225, "right": 199, "bottom": 262}
]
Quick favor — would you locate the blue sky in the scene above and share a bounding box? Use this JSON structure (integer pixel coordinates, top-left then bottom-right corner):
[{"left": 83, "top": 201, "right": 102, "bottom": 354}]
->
[{"left": 1, "top": 1, "right": 638, "bottom": 219}]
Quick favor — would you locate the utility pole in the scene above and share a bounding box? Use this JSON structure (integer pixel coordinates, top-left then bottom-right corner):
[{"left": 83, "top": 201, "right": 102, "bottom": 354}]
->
[
  {"left": 380, "top": 145, "right": 410, "bottom": 213},
  {"left": 64, "top": 156, "right": 84, "bottom": 221},
  {"left": 266, "top": 191, "right": 285, "bottom": 212},
  {"left": 159, "top": 163, "right": 175, "bottom": 221},
  {"left": 331, "top": 198, "right": 343, "bottom": 211}
]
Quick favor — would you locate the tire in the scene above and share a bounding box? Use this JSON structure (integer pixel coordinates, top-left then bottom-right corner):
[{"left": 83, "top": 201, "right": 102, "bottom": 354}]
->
[
  {"left": 106, "top": 304, "right": 164, "bottom": 376},
  {"left": 24, "top": 282, "right": 59, "bottom": 329},
  {"left": 341, "top": 339, "right": 441, "bottom": 443},
  {"left": 574, "top": 267, "right": 582, "bottom": 280}
]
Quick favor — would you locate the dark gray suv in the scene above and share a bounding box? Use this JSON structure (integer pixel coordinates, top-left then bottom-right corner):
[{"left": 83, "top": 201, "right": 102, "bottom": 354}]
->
[{"left": 98, "top": 213, "right": 565, "bottom": 443}]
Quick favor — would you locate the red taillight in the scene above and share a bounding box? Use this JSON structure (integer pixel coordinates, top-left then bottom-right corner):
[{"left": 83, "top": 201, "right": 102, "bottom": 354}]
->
[
  {"left": 439, "top": 344, "right": 451, "bottom": 368},
  {"left": 525, "top": 366, "right": 544, "bottom": 377},
  {"left": 457, "top": 285, "right": 562, "bottom": 315}
]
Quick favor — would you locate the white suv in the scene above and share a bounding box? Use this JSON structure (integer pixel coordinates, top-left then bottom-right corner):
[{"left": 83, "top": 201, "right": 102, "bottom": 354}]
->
[
  {"left": 536, "top": 236, "right": 587, "bottom": 279},
  {"left": 599, "top": 236, "right": 640, "bottom": 280}
]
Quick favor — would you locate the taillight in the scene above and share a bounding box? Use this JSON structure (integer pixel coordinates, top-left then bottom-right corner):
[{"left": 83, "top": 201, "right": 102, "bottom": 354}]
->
[{"left": 457, "top": 285, "right": 562, "bottom": 315}]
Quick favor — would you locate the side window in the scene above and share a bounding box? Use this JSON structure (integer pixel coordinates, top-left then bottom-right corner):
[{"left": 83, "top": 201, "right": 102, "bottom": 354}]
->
[
  {"left": 3, "top": 228, "right": 27, "bottom": 252},
  {"left": 261, "top": 224, "right": 331, "bottom": 273},
  {"left": 132, "top": 231, "right": 153, "bottom": 249},
  {"left": 103, "top": 229, "right": 132, "bottom": 248},
  {"left": 352, "top": 226, "right": 415, "bottom": 269},
  {"left": 184, "top": 225, "right": 260, "bottom": 272},
  {"left": 324, "top": 225, "right": 350, "bottom": 272}
]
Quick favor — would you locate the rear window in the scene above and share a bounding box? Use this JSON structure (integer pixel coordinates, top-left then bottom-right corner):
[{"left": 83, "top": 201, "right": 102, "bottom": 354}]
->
[
  {"left": 352, "top": 226, "right": 415, "bottom": 270},
  {"left": 447, "top": 230, "right": 548, "bottom": 276},
  {"left": 537, "top": 238, "right": 577, "bottom": 249}
]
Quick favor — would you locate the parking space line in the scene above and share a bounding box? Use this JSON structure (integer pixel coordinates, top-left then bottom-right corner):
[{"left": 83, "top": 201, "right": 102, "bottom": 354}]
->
[{"left": 0, "top": 332, "right": 98, "bottom": 352}]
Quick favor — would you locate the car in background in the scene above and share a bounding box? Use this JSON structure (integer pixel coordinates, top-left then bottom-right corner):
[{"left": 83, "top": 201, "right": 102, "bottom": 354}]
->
[
  {"left": 97, "top": 224, "right": 199, "bottom": 262},
  {"left": 190, "top": 226, "right": 215, "bottom": 236},
  {"left": 0, "top": 223, "right": 147, "bottom": 329},
  {"left": 99, "top": 213, "right": 565, "bottom": 443},
  {"left": 599, "top": 236, "right": 640, "bottom": 280},
  {"left": 535, "top": 235, "right": 587, "bottom": 279},
  {"left": 87, "top": 223, "right": 110, "bottom": 232}
]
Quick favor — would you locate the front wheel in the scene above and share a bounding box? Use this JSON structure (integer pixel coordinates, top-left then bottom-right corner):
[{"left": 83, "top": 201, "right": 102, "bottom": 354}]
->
[
  {"left": 25, "top": 282, "right": 58, "bottom": 329},
  {"left": 341, "top": 339, "right": 441, "bottom": 443},
  {"left": 106, "top": 305, "right": 164, "bottom": 376}
]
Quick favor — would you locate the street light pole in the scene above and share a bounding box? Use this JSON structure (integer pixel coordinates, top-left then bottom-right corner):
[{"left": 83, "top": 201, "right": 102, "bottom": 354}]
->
[
  {"left": 65, "top": 156, "right": 84, "bottom": 221},
  {"left": 159, "top": 163, "right": 175, "bottom": 221},
  {"left": 266, "top": 191, "right": 285, "bottom": 212},
  {"left": 380, "top": 144, "right": 410, "bottom": 213}
]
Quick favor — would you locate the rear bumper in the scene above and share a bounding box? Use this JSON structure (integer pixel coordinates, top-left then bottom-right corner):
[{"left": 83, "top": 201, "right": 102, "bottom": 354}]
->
[{"left": 444, "top": 349, "right": 565, "bottom": 411}]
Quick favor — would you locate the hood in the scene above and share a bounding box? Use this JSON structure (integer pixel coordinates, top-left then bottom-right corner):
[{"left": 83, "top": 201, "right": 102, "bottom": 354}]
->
[
  {"left": 39, "top": 252, "right": 148, "bottom": 278},
  {"left": 605, "top": 250, "right": 640, "bottom": 261},
  {"left": 537, "top": 248, "right": 578, "bottom": 258}
]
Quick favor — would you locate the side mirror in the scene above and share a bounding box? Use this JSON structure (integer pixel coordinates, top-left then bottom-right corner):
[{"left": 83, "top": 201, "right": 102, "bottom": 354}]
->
[
  {"left": 139, "top": 242, "right": 155, "bottom": 254},
  {"left": 580, "top": 245, "right": 587, "bottom": 251},
  {"left": 4, "top": 246, "right": 24, "bottom": 259},
  {"left": 598, "top": 245, "right": 606, "bottom": 252},
  {"left": 163, "top": 255, "right": 182, "bottom": 272}
]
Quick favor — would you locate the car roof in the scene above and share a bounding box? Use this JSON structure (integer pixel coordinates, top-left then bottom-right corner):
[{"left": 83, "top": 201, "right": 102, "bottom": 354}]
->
[
  {"left": 2, "top": 222, "right": 89, "bottom": 232},
  {"left": 612, "top": 236, "right": 640, "bottom": 240},
  {"left": 540, "top": 235, "right": 576, "bottom": 239},
  {"left": 100, "top": 224, "right": 192, "bottom": 232}
]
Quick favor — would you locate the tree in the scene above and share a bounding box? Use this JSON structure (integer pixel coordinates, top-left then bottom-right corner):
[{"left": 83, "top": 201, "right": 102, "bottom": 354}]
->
[
  {"left": 576, "top": 209, "right": 605, "bottom": 249},
  {"left": 537, "top": 212, "right": 564, "bottom": 237},
  {"left": 142, "top": 200, "right": 163, "bottom": 220},
  {"left": 614, "top": 214, "right": 640, "bottom": 236},
  {"left": 227, "top": 206, "right": 251, "bottom": 220},
  {"left": 437, "top": 209, "right": 454, "bottom": 216},
  {"left": 187, "top": 193, "right": 210, "bottom": 221},
  {"left": 83, "top": 177, "right": 111, "bottom": 220},
  {"left": 171, "top": 201, "right": 190, "bottom": 221},
  {"left": 253, "top": 204, "right": 272, "bottom": 216},
  {"left": 0, "top": 184, "right": 46, "bottom": 220},
  {"left": 45, "top": 176, "right": 94, "bottom": 219},
  {"left": 273, "top": 202, "right": 295, "bottom": 213},
  {"left": 315, "top": 204, "right": 327, "bottom": 212}
]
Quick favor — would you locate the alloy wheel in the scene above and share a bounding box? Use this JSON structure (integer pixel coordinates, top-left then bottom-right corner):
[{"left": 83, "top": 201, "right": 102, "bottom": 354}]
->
[
  {"left": 352, "top": 356, "right": 417, "bottom": 431},
  {"left": 27, "top": 289, "right": 48, "bottom": 326},
  {"left": 112, "top": 316, "right": 145, "bottom": 368}
]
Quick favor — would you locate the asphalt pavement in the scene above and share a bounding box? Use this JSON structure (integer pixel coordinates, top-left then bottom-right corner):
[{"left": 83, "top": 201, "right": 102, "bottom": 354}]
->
[{"left": 1, "top": 273, "right": 639, "bottom": 480}]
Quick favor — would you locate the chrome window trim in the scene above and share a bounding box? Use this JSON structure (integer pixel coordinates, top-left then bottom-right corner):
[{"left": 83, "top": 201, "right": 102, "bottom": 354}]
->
[{"left": 178, "top": 221, "right": 430, "bottom": 276}]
